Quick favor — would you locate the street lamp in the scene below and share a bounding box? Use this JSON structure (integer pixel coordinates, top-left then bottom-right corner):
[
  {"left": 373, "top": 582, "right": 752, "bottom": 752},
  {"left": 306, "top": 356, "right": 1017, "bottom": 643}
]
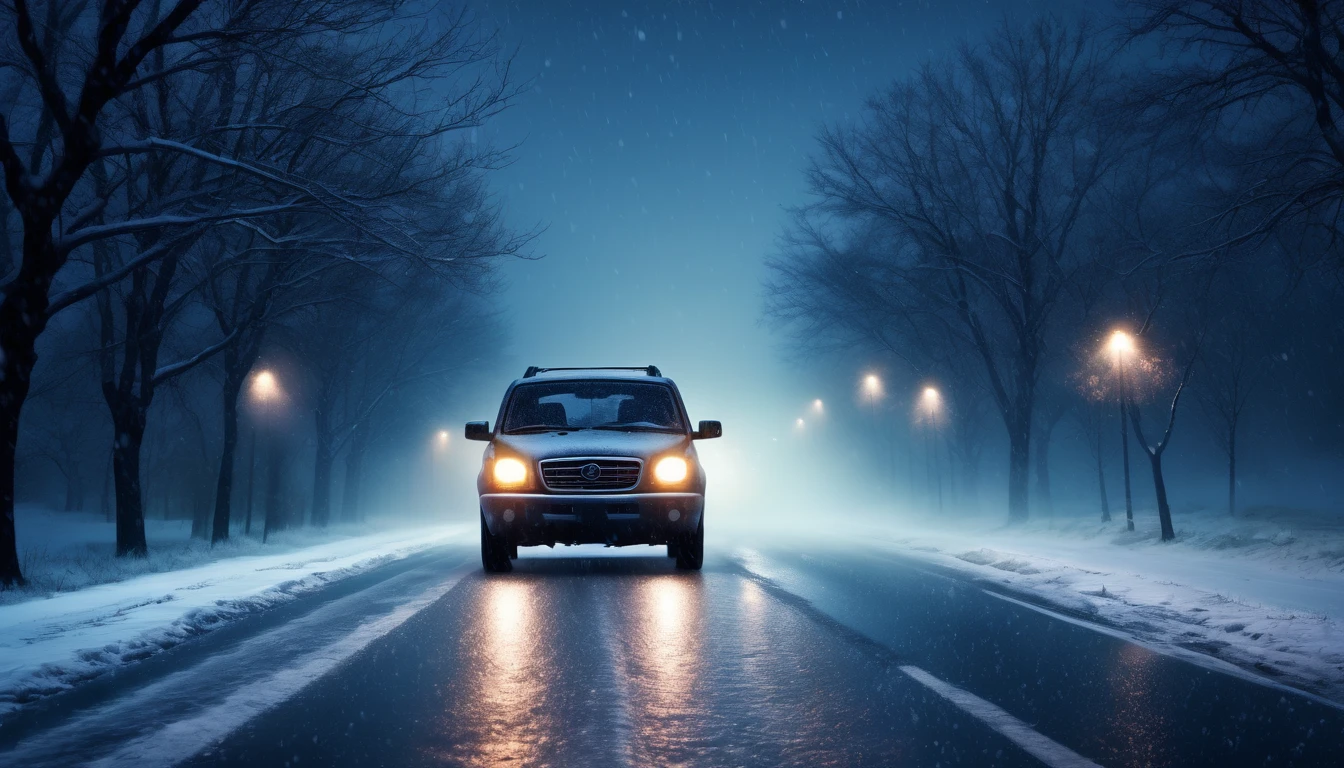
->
[
  {"left": 1107, "top": 330, "right": 1136, "bottom": 532},
  {"left": 921, "top": 386, "right": 943, "bottom": 514},
  {"left": 247, "top": 369, "right": 283, "bottom": 539},
  {"left": 437, "top": 429, "right": 450, "bottom": 448},
  {"left": 812, "top": 398, "right": 824, "bottom": 414},
  {"left": 251, "top": 369, "right": 280, "bottom": 403},
  {"left": 795, "top": 417, "right": 806, "bottom": 430}
]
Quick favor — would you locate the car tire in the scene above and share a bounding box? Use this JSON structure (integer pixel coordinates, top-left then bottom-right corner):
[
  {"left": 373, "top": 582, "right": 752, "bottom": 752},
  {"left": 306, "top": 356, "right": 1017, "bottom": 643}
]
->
[
  {"left": 666, "top": 542, "right": 679, "bottom": 558},
  {"left": 674, "top": 516, "right": 704, "bottom": 571},
  {"left": 481, "top": 511, "right": 513, "bottom": 573}
]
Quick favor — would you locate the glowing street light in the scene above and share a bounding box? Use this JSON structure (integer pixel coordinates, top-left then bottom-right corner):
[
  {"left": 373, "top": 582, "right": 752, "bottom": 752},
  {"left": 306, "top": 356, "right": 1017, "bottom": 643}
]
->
[
  {"left": 1108, "top": 330, "right": 1135, "bottom": 357},
  {"left": 437, "top": 429, "right": 450, "bottom": 447},
  {"left": 812, "top": 398, "right": 824, "bottom": 414},
  {"left": 863, "top": 374, "right": 882, "bottom": 397},
  {"left": 251, "top": 369, "right": 281, "bottom": 404},
  {"left": 795, "top": 417, "right": 806, "bottom": 430},
  {"left": 922, "top": 386, "right": 940, "bottom": 407}
]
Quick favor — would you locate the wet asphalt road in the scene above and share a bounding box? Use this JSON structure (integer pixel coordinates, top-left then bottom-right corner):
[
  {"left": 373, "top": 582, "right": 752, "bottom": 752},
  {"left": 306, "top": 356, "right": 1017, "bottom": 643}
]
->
[{"left": 4, "top": 541, "right": 1343, "bottom": 767}]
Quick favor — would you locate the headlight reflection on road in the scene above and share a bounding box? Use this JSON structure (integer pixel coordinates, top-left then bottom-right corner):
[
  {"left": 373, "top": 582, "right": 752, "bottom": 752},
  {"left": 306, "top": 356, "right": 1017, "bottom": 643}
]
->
[
  {"left": 437, "top": 580, "right": 548, "bottom": 768},
  {"left": 626, "top": 576, "right": 706, "bottom": 762}
]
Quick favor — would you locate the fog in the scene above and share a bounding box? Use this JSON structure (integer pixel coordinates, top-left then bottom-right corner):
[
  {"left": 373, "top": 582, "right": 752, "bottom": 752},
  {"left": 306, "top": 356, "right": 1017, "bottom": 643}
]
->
[{"left": 4, "top": 0, "right": 1344, "bottom": 590}]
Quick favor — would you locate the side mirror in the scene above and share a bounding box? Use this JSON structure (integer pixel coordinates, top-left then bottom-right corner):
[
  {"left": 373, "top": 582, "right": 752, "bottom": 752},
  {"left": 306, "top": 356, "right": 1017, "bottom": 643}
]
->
[
  {"left": 694, "top": 420, "right": 722, "bottom": 440},
  {"left": 464, "top": 421, "right": 492, "bottom": 441}
]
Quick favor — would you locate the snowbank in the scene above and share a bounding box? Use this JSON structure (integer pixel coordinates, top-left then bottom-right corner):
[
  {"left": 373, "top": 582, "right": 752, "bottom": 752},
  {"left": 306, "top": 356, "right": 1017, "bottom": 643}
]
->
[
  {"left": 875, "top": 505, "right": 1344, "bottom": 704},
  {"left": 0, "top": 517, "right": 466, "bottom": 718}
]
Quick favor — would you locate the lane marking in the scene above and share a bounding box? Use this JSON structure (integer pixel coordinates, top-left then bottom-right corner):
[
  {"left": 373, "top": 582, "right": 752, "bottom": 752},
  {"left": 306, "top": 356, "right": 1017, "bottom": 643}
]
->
[
  {"left": 899, "top": 665, "right": 1101, "bottom": 768},
  {"left": 87, "top": 567, "right": 470, "bottom": 768},
  {"left": 730, "top": 553, "right": 1103, "bottom": 767},
  {"left": 981, "top": 589, "right": 1344, "bottom": 713}
]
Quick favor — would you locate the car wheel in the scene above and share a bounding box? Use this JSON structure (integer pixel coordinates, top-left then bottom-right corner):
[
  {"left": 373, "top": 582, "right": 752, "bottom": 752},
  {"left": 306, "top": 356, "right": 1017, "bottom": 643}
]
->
[
  {"left": 674, "top": 516, "right": 704, "bottom": 571},
  {"left": 481, "top": 511, "right": 513, "bottom": 573},
  {"left": 666, "top": 541, "right": 679, "bottom": 558}
]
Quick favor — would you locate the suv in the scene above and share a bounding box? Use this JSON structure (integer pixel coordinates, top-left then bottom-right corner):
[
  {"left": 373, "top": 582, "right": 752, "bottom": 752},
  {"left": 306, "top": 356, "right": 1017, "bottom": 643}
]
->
[{"left": 465, "top": 366, "right": 721, "bottom": 572}]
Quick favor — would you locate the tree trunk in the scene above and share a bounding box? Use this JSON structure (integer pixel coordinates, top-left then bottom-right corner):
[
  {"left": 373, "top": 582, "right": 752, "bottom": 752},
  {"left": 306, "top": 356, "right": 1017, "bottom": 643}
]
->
[
  {"left": 1033, "top": 418, "right": 1055, "bottom": 520},
  {"left": 102, "top": 451, "right": 114, "bottom": 523},
  {"left": 0, "top": 246, "right": 50, "bottom": 585},
  {"left": 1006, "top": 415, "right": 1031, "bottom": 522},
  {"left": 1227, "top": 421, "right": 1237, "bottom": 517},
  {"left": 342, "top": 425, "right": 369, "bottom": 523},
  {"left": 1119, "top": 397, "right": 1134, "bottom": 532},
  {"left": 1148, "top": 452, "right": 1176, "bottom": 541},
  {"left": 64, "top": 463, "right": 84, "bottom": 512},
  {"left": 110, "top": 414, "right": 149, "bottom": 557},
  {"left": 244, "top": 426, "right": 256, "bottom": 535},
  {"left": 211, "top": 372, "right": 244, "bottom": 544},
  {"left": 1096, "top": 430, "right": 1111, "bottom": 522},
  {"left": 262, "top": 444, "right": 286, "bottom": 542},
  {"left": 0, "top": 391, "right": 25, "bottom": 586},
  {"left": 311, "top": 408, "right": 334, "bottom": 527},
  {"left": 190, "top": 485, "right": 211, "bottom": 539}
]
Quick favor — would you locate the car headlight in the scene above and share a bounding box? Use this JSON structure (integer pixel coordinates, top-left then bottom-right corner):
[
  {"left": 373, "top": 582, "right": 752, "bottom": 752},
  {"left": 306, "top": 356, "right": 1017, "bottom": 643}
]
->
[
  {"left": 653, "top": 456, "right": 689, "bottom": 484},
  {"left": 493, "top": 457, "right": 528, "bottom": 486}
]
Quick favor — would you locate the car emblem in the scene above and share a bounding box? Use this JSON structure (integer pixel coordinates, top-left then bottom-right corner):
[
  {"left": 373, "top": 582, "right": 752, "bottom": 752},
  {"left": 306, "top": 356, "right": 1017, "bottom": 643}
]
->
[{"left": 580, "top": 462, "right": 602, "bottom": 481}]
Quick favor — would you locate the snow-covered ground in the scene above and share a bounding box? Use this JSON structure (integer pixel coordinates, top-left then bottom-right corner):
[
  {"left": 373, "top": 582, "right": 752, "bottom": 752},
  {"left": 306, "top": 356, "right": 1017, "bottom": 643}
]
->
[
  {"left": 871, "top": 505, "right": 1344, "bottom": 704},
  {"left": 0, "top": 508, "right": 466, "bottom": 718}
]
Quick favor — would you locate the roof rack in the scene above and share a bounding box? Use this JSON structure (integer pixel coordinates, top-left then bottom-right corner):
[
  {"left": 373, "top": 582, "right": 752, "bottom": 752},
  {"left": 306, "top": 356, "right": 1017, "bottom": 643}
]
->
[{"left": 523, "top": 366, "right": 662, "bottom": 378}]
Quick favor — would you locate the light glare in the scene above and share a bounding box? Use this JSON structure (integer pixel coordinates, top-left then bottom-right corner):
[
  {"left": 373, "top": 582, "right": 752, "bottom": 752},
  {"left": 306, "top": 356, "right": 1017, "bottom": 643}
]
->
[
  {"left": 493, "top": 457, "right": 527, "bottom": 486},
  {"left": 1108, "top": 330, "right": 1134, "bottom": 356},
  {"left": 654, "top": 456, "right": 689, "bottom": 484},
  {"left": 251, "top": 370, "right": 280, "bottom": 403}
]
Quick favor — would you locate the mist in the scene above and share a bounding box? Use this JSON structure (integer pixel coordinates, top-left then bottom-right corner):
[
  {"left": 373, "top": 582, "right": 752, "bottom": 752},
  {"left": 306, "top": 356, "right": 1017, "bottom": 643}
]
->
[{"left": 4, "top": 0, "right": 1343, "bottom": 571}]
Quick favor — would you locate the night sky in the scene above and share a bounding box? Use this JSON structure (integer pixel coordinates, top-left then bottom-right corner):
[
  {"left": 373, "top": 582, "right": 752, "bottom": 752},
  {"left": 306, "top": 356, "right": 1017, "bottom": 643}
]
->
[{"left": 470, "top": 0, "right": 1074, "bottom": 486}]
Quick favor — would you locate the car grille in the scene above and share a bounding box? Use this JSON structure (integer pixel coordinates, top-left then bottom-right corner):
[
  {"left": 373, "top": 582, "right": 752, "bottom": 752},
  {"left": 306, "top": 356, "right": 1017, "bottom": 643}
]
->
[{"left": 540, "top": 458, "right": 642, "bottom": 491}]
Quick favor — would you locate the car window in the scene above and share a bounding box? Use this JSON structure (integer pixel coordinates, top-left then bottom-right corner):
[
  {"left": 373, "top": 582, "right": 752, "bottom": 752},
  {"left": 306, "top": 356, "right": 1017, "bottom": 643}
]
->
[{"left": 502, "top": 381, "right": 684, "bottom": 433}]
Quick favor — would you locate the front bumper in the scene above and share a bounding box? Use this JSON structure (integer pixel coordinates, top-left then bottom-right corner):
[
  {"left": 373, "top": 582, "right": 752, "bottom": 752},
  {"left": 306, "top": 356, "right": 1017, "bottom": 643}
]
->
[{"left": 479, "top": 492, "right": 703, "bottom": 547}]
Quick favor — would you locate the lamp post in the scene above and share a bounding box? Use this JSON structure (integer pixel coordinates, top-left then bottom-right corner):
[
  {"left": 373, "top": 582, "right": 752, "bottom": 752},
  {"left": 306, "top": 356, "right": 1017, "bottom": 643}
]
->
[
  {"left": 1108, "top": 331, "right": 1136, "bottom": 532},
  {"left": 432, "top": 429, "right": 451, "bottom": 518},
  {"left": 245, "top": 370, "right": 282, "bottom": 536},
  {"left": 861, "top": 374, "right": 891, "bottom": 485},
  {"left": 922, "top": 386, "right": 943, "bottom": 514}
]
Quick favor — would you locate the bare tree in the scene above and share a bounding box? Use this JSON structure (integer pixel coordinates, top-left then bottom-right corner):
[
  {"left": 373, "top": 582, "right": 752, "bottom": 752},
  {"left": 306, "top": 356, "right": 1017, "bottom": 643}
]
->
[
  {"left": 0, "top": 0, "right": 234, "bottom": 584},
  {"left": 1128, "top": 341, "right": 1200, "bottom": 542},
  {"left": 1194, "top": 277, "right": 1267, "bottom": 517},
  {"left": 199, "top": 8, "right": 525, "bottom": 541},
  {"left": 1132, "top": 1, "right": 1344, "bottom": 263},
  {"left": 777, "top": 17, "right": 1123, "bottom": 521}
]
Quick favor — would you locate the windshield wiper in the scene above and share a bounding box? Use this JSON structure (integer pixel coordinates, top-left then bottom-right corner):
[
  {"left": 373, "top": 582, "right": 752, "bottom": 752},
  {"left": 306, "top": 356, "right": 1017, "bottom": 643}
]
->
[
  {"left": 590, "top": 425, "right": 682, "bottom": 433},
  {"left": 507, "top": 425, "right": 583, "bottom": 434}
]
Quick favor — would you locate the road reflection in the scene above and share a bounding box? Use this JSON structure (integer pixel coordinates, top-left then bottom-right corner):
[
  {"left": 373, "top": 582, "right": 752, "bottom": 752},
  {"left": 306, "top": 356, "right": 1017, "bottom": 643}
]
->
[
  {"left": 1105, "top": 642, "right": 1167, "bottom": 766},
  {"left": 433, "top": 578, "right": 554, "bottom": 767},
  {"left": 624, "top": 574, "right": 707, "bottom": 763}
]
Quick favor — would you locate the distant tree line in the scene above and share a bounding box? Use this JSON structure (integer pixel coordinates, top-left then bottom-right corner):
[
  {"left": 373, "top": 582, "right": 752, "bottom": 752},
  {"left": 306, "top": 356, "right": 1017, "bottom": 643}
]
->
[
  {"left": 0, "top": 0, "right": 527, "bottom": 587},
  {"left": 767, "top": 6, "right": 1344, "bottom": 536}
]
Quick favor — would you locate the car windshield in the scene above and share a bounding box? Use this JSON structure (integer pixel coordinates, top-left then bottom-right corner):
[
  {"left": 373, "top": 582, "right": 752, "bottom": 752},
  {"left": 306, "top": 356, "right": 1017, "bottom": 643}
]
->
[{"left": 502, "top": 381, "right": 685, "bottom": 433}]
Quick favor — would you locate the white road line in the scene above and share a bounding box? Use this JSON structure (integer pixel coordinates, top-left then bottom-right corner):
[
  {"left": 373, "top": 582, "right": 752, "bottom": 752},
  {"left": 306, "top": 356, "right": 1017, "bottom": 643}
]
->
[
  {"left": 898, "top": 665, "right": 1101, "bottom": 768},
  {"left": 87, "top": 569, "right": 469, "bottom": 768}
]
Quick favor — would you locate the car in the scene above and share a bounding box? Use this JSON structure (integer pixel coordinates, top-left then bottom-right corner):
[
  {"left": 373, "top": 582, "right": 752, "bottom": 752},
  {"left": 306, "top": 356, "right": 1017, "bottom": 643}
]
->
[{"left": 465, "top": 366, "right": 721, "bottom": 572}]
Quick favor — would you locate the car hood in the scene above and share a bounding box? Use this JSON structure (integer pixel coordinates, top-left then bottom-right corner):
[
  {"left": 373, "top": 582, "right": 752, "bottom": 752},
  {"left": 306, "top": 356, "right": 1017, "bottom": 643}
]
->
[{"left": 493, "top": 430, "right": 691, "bottom": 461}]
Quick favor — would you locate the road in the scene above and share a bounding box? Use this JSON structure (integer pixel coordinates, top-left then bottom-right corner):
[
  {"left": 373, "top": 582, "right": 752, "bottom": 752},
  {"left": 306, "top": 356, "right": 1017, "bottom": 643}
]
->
[{"left": 2, "top": 539, "right": 1341, "bottom": 767}]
